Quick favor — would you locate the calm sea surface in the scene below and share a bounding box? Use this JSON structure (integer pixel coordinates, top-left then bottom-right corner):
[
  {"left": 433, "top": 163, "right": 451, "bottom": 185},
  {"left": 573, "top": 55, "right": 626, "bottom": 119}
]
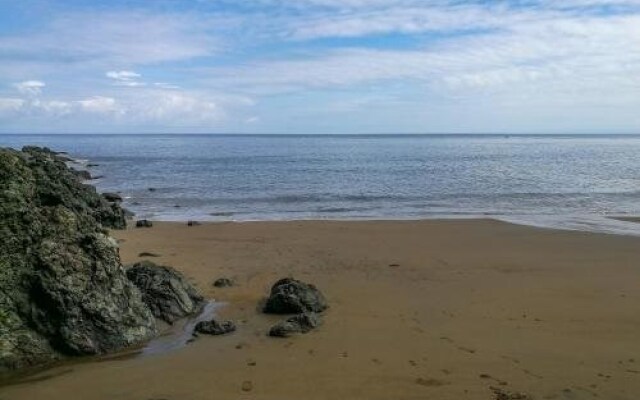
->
[{"left": 3, "top": 134, "right": 640, "bottom": 235}]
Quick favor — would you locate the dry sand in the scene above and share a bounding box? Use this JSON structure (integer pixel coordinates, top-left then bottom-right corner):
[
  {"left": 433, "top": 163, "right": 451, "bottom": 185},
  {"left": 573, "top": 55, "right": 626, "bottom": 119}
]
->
[{"left": 2, "top": 219, "right": 640, "bottom": 399}]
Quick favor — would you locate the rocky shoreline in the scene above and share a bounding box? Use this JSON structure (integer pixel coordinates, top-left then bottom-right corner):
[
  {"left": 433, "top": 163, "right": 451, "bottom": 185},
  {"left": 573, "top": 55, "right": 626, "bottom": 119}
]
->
[{"left": 0, "top": 146, "right": 327, "bottom": 379}]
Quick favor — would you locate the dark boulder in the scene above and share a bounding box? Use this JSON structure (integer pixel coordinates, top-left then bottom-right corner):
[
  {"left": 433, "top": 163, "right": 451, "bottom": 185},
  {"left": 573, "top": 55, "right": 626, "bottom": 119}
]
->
[
  {"left": 268, "top": 313, "right": 322, "bottom": 338},
  {"left": 0, "top": 146, "right": 155, "bottom": 372},
  {"left": 102, "top": 192, "right": 123, "bottom": 203},
  {"left": 213, "top": 278, "right": 234, "bottom": 288},
  {"left": 126, "top": 261, "right": 205, "bottom": 324},
  {"left": 136, "top": 219, "right": 153, "bottom": 228},
  {"left": 187, "top": 220, "right": 201, "bottom": 227},
  {"left": 194, "top": 319, "right": 236, "bottom": 336},
  {"left": 263, "top": 278, "right": 328, "bottom": 314}
]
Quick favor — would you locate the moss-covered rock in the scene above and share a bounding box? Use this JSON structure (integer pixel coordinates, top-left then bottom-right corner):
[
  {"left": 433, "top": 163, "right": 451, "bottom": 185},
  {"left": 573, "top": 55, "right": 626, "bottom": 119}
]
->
[{"left": 0, "top": 146, "right": 156, "bottom": 373}]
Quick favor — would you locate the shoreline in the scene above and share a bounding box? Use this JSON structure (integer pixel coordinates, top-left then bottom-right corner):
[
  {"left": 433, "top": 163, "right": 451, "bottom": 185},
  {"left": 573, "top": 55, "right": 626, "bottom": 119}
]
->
[
  {"left": 129, "top": 214, "right": 640, "bottom": 238},
  {"left": 3, "top": 218, "right": 640, "bottom": 399}
]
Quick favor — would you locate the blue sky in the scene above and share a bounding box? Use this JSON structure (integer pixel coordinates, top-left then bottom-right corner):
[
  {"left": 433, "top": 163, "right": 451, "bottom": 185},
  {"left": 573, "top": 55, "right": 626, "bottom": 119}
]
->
[{"left": 1, "top": 0, "right": 640, "bottom": 134}]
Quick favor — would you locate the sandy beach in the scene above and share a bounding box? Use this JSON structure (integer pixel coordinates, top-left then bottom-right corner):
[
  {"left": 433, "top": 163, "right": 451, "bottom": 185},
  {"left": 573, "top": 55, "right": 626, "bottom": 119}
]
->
[{"left": 2, "top": 219, "right": 640, "bottom": 399}]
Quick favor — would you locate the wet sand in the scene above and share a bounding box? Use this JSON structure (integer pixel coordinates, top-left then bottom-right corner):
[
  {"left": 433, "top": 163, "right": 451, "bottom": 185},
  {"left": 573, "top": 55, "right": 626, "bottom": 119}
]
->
[{"left": 2, "top": 219, "right": 640, "bottom": 399}]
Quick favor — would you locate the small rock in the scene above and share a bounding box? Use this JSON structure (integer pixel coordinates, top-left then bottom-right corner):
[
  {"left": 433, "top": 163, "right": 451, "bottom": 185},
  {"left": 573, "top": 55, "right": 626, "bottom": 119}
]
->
[
  {"left": 136, "top": 219, "right": 153, "bottom": 228},
  {"left": 138, "top": 252, "right": 161, "bottom": 258},
  {"left": 194, "top": 319, "right": 236, "bottom": 336},
  {"left": 102, "top": 192, "right": 123, "bottom": 203},
  {"left": 187, "top": 220, "right": 202, "bottom": 226},
  {"left": 213, "top": 278, "right": 234, "bottom": 288},
  {"left": 268, "top": 312, "right": 322, "bottom": 338},
  {"left": 263, "top": 278, "right": 328, "bottom": 314}
]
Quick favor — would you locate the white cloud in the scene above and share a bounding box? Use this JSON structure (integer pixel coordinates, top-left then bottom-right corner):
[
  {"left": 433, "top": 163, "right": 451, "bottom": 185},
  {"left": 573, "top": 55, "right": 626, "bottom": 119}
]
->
[
  {"left": 153, "top": 82, "right": 180, "bottom": 90},
  {"left": 34, "top": 99, "right": 73, "bottom": 116},
  {"left": 106, "top": 70, "right": 141, "bottom": 80},
  {"left": 0, "top": 89, "right": 251, "bottom": 130},
  {"left": 133, "top": 92, "right": 223, "bottom": 125},
  {"left": 0, "top": 98, "right": 25, "bottom": 113},
  {"left": 202, "top": 13, "right": 640, "bottom": 97},
  {"left": 14, "top": 80, "right": 46, "bottom": 96},
  {"left": 106, "top": 70, "right": 147, "bottom": 87},
  {"left": 76, "top": 96, "right": 120, "bottom": 114}
]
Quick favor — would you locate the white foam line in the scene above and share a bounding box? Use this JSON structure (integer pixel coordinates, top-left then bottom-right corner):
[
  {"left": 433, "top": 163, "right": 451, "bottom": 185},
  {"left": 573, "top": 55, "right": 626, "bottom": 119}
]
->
[{"left": 496, "top": 214, "right": 640, "bottom": 237}]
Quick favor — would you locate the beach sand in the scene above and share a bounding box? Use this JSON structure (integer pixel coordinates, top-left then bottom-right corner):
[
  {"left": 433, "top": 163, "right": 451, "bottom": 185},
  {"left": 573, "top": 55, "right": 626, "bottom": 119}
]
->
[{"left": 2, "top": 219, "right": 640, "bottom": 399}]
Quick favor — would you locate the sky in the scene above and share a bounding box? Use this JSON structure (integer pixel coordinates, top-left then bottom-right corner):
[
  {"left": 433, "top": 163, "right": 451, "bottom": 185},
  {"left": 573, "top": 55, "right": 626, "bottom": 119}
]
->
[{"left": 0, "top": 0, "right": 640, "bottom": 134}]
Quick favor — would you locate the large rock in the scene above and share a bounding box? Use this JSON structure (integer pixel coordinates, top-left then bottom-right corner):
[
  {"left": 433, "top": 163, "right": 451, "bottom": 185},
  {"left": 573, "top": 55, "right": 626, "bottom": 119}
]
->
[
  {"left": 126, "top": 261, "right": 205, "bottom": 324},
  {"left": 263, "top": 278, "right": 328, "bottom": 314},
  {"left": 268, "top": 313, "right": 322, "bottom": 338},
  {"left": 0, "top": 147, "right": 156, "bottom": 373}
]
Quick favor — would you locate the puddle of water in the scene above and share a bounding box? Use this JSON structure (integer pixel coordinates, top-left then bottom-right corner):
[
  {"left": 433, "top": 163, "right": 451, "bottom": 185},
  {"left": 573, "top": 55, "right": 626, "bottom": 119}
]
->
[
  {"left": 139, "top": 301, "right": 222, "bottom": 357},
  {"left": 0, "top": 302, "right": 222, "bottom": 388}
]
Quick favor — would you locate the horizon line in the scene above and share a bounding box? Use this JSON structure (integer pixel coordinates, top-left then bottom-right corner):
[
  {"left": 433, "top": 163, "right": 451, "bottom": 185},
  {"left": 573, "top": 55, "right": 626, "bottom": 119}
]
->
[{"left": 2, "top": 132, "right": 640, "bottom": 136}]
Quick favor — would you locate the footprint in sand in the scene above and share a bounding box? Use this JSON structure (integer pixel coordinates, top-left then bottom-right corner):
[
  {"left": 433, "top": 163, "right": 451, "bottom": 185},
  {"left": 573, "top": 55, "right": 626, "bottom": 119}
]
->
[
  {"left": 415, "top": 377, "right": 449, "bottom": 387},
  {"left": 490, "top": 386, "right": 533, "bottom": 399},
  {"left": 479, "top": 373, "right": 508, "bottom": 386},
  {"left": 457, "top": 346, "right": 477, "bottom": 354},
  {"left": 241, "top": 381, "right": 253, "bottom": 392}
]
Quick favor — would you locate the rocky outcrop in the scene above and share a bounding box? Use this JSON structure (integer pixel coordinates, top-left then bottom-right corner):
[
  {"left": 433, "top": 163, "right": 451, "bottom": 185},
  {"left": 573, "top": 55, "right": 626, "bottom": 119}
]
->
[
  {"left": 268, "top": 313, "right": 322, "bottom": 338},
  {"left": 0, "top": 146, "right": 156, "bottom": 373},
  {"left": 263, "top": 278, "right": 328, "bottom": 314},
  {"left": 126, "top": 261, "right": 204, "bottom": 324},
  {"left": 194, "top": 319, "right": 236, "bottom": 336}
]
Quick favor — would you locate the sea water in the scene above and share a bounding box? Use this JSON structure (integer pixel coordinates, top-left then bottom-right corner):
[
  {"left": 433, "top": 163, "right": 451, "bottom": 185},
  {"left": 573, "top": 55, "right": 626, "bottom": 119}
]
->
[{"left": 3, "top": 134, "right": 640, "bottom": 236}]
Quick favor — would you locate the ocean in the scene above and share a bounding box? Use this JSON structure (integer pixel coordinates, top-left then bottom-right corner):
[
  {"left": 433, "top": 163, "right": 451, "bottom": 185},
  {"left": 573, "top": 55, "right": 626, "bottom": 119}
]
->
[{"left": 3, "top": 134, "right": 640, "bottom": 235}]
